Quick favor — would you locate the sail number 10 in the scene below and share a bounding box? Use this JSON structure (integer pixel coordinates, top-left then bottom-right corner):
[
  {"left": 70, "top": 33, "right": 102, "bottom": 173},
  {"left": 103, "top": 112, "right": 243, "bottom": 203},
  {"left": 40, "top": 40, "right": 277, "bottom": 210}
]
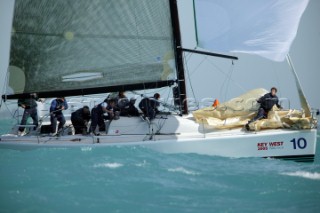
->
[{"left": 290, "top": 138, "right": 307, "bottom": 149}]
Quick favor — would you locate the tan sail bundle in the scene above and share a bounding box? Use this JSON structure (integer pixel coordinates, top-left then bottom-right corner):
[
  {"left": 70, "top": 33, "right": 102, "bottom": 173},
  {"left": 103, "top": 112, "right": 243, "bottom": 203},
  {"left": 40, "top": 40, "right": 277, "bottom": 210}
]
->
[{"left": 193, "top": 88, "right": 314, "bottom": 131}]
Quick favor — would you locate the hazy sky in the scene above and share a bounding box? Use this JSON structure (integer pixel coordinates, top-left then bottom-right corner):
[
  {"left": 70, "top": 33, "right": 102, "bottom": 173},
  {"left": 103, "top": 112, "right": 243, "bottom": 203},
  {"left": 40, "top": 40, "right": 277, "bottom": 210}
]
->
[
  {"left": 178, "top": 0, "right": 320, "bottom": 110},
  {"left": 1, "top": 0, "right": 319, "bottom": 113}
]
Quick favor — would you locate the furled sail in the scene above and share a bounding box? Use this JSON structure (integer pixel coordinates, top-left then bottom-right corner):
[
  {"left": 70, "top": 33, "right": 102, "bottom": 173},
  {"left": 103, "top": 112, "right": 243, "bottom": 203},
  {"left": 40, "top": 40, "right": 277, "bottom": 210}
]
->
[
  {"left": 193, "top": 88, "right": 314, "bottom": 131},
  {"left": 193, "top": 0, "right": 309, "bottom": 62},
  {"left": 6, "top": 0, "right": 177, "bottom": 98}
]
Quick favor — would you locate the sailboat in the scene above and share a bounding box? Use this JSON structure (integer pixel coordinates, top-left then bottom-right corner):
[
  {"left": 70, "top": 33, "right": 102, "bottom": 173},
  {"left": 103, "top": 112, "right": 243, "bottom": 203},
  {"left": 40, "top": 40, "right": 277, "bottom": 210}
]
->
[{"left": 0, "top": 0, "right": 317, "bottom": 162}]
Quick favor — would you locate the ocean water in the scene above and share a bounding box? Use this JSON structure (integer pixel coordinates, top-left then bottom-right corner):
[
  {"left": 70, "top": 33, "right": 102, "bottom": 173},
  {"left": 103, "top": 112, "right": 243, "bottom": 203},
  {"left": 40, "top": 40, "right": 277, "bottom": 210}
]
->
[{"left": 0, "top": 121, "right": 319, "bottom": 213}]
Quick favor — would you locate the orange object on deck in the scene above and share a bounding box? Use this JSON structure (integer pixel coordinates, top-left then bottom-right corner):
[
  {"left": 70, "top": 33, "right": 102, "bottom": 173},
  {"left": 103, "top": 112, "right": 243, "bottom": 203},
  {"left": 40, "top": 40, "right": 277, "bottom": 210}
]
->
[{"left": 212, "top": 99, "right": 220, "bottom": 107}]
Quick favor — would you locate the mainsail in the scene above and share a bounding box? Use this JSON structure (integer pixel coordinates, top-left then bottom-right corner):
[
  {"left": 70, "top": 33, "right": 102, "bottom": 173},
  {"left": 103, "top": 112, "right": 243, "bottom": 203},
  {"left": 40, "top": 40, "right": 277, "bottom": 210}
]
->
[
  {"left": 5, "top": 0, "right": 180, "bottom": 99},
  {"left": 193, "top": 0, "right": 309, "bottom": 62}
]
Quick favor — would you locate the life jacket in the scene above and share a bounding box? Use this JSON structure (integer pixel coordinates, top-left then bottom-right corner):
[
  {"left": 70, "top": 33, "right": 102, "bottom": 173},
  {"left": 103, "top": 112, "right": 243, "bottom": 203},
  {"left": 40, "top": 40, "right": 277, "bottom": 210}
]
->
[
  {"left": 94, "top": 102, "right": 113, "bottom": 115},
  {"left": 139, "top": 98, "right": 150, "bottom": 112},
  {"left": 258, "top": 93, "right": 279, "bottom": 111},
  {"left": 94, "top": 102, "right": 104, "bottom": 115}
]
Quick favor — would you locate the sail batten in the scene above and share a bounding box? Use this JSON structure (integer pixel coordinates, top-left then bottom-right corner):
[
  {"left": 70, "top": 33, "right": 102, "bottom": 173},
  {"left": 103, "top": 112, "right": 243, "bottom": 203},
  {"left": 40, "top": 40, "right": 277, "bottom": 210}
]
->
[
  {"left": 6, "top": 0, "right": 177, "bottom": 98},
  {"left": 13, "top": 31, "right": 171, "bottom": 41}
]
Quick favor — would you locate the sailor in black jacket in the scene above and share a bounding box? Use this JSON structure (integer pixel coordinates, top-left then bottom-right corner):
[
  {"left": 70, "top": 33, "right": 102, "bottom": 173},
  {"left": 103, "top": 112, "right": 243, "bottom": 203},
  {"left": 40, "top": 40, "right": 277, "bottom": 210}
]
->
[
  {"left": 89, "top": 99, "right": 115, "bottom": 135},
  {"left": 138, "top": 93, "right": 160, "bottom": 120},
  {"left": 257, "top": 91, "right": 281, "bottom": 112},
  {"left": 71, "top": 106, "right": 91, "bottom": 134},
  {"left": 17, "top": 93, "right": 40, "bottom": 135},
  {"left": 246, "top": 87, "right": 282, "bottom": 130}
]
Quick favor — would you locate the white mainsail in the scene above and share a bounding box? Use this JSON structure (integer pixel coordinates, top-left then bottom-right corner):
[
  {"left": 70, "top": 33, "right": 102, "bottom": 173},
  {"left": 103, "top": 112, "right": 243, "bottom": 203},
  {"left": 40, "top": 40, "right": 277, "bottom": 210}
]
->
[{"left": 194, "top": 0, "right": 309, "bottom": 62}]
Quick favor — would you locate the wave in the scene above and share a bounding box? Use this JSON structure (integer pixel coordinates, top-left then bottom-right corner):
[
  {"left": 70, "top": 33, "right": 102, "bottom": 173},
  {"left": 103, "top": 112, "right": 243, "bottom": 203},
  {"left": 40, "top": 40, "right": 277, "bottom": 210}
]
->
[
  {"left": 281, "top": 171, "right": 320, "bottom": 180},
  {"left": 93, "top": 162, "right": 123, "bottom": 169},
  {"left": 168, "top": 167, "right": 200, "bottom": 176},
  {"left": 135, "top": 160, "right": 147, "bottom": 167},
  {"left": 81, "top": 147, "right": 92, "bottom": 152}
]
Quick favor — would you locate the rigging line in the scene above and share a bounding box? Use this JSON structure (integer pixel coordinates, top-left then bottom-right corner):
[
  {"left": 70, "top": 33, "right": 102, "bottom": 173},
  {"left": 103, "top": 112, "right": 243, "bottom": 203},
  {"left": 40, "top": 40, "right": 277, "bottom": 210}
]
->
[
  {"left": 183, "top": 52, "right": 199, "bottom": 109},
  {"left": 183, "top": 52, "right": 199, "bottom": 110},
  {"left": 162, "top": 85, "right": 172, "bottom": 112},
  {"left": 156, "top": 116, "right": 168, "bottom": 133},
  {"left": 222, "top": 62, "right": 235, "bottom": 102},
  {"left": 137, "top": 87, "right": 168, "bottom": 95},
  {"left": 130, "top": 90, "right": 178, "bottom": 112},
  {"left": 3, "top": 101, "right": 18, "bottom": 121},
  {"left": 271, "top": 63, "right": 281, "bottom": 97},
  {"left": 115, "top": 122, "right": 146, "bottom": 135},
  {"left": 186, "top": 70, "right": 199, "bottom": 110},
  {"left": 184, "top": 52, "right": 193, "bottom": 63},
  {"left": 189, "top": 55, "right": 208, "bottom": 76},
  {"left": 155, "top": 88, "right": 172, "bottom": 132},
  {"left": 0, "top": 67, "right": 10, "bottom": 110},
  {"left": 131, "top": 88, "right": 166, "bottom": 98},
  {"left": 38, "top": 109, "right": 63, "bottom": 125},
  {"left": 206, "top": 58, "right": 246, "bottom": 93}
]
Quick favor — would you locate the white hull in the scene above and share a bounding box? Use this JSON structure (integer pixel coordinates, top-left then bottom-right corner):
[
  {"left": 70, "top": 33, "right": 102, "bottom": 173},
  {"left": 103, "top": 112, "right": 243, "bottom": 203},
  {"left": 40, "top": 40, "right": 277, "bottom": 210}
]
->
[{"left": 0, "top": 115, "right": 317, "bottom": 162}]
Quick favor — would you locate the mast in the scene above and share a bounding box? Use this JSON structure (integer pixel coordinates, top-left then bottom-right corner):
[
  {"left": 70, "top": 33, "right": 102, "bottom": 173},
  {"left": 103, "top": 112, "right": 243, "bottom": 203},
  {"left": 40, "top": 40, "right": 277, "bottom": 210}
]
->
[{"left": 169, "top": 0, "right": 188, "bottom": 115}]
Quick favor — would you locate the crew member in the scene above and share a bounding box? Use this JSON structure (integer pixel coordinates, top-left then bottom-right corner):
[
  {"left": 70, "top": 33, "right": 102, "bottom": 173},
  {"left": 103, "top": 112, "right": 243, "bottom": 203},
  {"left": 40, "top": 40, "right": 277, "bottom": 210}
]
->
[
  {"left": 50, "top": 97, "right": 68, "bottom": 135},
  {"left": 138, "top": 93, "right": 160, "bottom": 120},
  {"left": 119, "top": 97, "right": 139, "bottom": 116},
  {"left": 17, "top": 93, "right": 41, "bottom": 135},
  {"left": 89, "top": 99, "right": 115, "bottom": 135},
  {"left": 246, "top": 87, "right": 282, "bottom": 130},
  {"left": 71, "top": 106, "right": 91, "bottom": 135}
]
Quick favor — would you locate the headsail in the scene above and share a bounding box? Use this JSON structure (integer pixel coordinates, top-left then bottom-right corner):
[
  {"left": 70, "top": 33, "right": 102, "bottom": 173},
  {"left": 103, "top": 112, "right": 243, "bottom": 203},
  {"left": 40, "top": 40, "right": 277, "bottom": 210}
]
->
[
  {"left": 5, "top": 0, "right": 178, "bottom": 99},
  {"left": 193, "top": 0, "right": 309, "bottom": 62},
  {"left": 286, "top": 55, "right": 311, "bottom": 117}
]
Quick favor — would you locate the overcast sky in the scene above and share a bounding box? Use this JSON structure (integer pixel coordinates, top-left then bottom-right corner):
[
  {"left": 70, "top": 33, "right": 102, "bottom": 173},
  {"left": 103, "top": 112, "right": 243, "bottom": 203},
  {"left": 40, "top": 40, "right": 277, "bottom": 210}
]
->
[
  {"left": 1, "top": 0, "right": 319, "bottom": 114},
  {"left": 178, "top": 0, "right": 320, "bottom": 110}
]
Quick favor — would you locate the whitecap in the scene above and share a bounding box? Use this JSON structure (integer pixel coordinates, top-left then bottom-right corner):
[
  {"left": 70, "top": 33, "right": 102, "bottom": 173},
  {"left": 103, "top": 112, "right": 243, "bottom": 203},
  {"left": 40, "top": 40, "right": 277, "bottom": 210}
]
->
[
  {"left": 93, "top": 163, "right": 123, "bottom": 169},
  {"left": 168, "top": 167, "right": 200, "bottom": 176},
  {"left": 135, "top": 160, "right": 147, "bottom": 167},
  {"left": 281, "top": 171, "right": 320, "bottom": 180},
  {"left": 81, "top": 147, "right": 92, "bottom": 152}
]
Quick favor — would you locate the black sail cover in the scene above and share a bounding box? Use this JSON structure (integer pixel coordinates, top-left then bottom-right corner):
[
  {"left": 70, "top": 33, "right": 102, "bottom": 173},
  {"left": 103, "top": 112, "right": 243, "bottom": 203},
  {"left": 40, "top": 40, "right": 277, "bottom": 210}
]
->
[{"left": 6, "top": 0, "right": 177, "bottom": 98}]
